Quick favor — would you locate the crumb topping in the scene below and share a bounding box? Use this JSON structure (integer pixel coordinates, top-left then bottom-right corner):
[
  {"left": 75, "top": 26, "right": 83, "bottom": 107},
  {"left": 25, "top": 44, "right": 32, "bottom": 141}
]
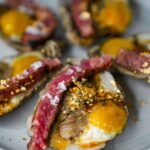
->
[
  {"left": 0, "top": 61, "right": 45, "bottom": 115},
  {"left": 51, "top": 74, "right": 126, "bottom": 144},
  {"left": 61, "top": 75, "right": 124, "bottom": 113},
  {"left": 140, "top": 60, "right": 150, "bottom": 74}
]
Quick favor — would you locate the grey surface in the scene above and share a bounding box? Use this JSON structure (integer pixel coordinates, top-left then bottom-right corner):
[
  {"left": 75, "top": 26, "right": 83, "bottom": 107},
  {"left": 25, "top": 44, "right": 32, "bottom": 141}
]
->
[{"left": 0, "top": 0, "right": 150, "bottom": 150}]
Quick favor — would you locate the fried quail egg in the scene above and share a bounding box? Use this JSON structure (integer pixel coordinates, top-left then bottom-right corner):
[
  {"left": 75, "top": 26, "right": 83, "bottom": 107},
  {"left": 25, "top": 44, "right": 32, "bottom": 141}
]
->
[
  {"left": 90, "top": 33, "right": 150, "bottom": 58},
  {"left": 101, "top": 38, "right": 135, "bottom": 58},
  {"left": 0, "top": 52, "right": 43, "bottom": 79},
  {"left": 76, "top": 102, "right": 127, "bottom": 149},
  {"left": 49, "top": 71, "right": 128, "bottom": 150},
  {"left": 11, "top": 52, "right": 43, "bottom": 76},
  {"left": 92, "top": 0, "right": 132, "bottom": 34},
  {"left": 0, "top": 9, "right": 32, "bottom": 40}
]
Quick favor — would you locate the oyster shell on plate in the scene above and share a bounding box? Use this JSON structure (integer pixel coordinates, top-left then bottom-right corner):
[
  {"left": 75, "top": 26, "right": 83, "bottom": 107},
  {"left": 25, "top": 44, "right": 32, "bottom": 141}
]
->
[
  {"left": 49, "top": 71, "right": 127, "bottom": 150},
  {"left": 88, "top": 33, "right": 150, "bottom": 82},
  {"left": 60, "top": 0, "right": 132, "bottom": 46},
  {"left": 0, "top": 0, "right": 62, "bottom": 57}
]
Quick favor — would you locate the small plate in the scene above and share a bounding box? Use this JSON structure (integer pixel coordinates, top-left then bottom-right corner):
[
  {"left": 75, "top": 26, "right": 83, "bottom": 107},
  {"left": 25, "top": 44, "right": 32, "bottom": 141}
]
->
[{"left": 0, "top": 0, "right": 150, "bottom": 150}]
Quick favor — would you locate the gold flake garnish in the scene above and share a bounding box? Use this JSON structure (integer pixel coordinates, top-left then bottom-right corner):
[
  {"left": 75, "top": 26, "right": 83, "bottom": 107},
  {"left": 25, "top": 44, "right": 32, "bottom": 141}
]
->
[
  {"left": 0, "top": 80, "right": 7, "bottom": 85},
  {"left": 15, "top": 89, "right": 20, "bottom": 93},
  {"left": 6, "top": 84, "right": 10, "bottom": 87},
  {"left": 63, "top": 76, "right": 124, "bottom": 113},
  {"left": 21, "top": 86, "right": 26, "bottom": 91},
  {"left": 4, "top": 98, "right": 8, "bottom": 101},
  {"left": 142, "top": 62, "right": 148, "bottom": 68},
  {"left": 140, "top": 52, "right": 150, "bottom": 57},
  {"left": 141, "top": 67, "right": 150, "bottom": 74},
  {"left": 0, "top": 85, "right": 6, "bottom": 90},
  {"left": 30, "top": 75, "right": 33, "bottom": 79},
  {"left": 11, "top": 91, "right": 14, "bottom": 95}
]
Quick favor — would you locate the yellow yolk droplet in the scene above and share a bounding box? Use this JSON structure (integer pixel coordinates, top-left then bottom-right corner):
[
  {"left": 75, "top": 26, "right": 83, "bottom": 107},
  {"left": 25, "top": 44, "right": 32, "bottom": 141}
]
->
[
  {"left": 0, "top": 10, "right": 31, "bottom": 38},
  {"left": 11, "top": 53, "right": 43, "bottom": 76},
  {"left": 101, "top": 38, "right": 135, "bottom": 58},
  {"left": 98, "top": 1, "right": 132, "bottom": 33},
  {"left": 50, "top": 131, "right": 68, "bottom": 150},
  {"left": 89, "top": 103, "right": 127, "bottom": 133},
  {"left": 79, "top": 141, "right": 105, "bottom": 149}
]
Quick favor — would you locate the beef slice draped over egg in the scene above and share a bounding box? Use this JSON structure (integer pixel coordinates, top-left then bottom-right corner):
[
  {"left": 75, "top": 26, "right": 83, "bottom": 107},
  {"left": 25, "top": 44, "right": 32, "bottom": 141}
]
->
[
  {"left": 27, "top": 56, "right": 113, "bottom": 150},
  {"left": 0, "top": 55, "right": 61, "bottom": 116}
]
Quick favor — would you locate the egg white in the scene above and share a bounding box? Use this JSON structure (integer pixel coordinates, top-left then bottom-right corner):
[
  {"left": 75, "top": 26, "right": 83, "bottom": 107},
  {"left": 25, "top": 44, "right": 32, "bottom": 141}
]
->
[
  {"left": 62, "top": 124, "right": 116, "bottom": 150},
  {"left": 77, "top": 124, "right": 116, "bottom": 144}
]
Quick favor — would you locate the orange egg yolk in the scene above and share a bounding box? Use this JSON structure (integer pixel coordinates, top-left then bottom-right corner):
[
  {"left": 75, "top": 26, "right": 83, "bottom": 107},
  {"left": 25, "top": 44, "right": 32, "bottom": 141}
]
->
[
  {"left": 79, "top": 141, "right": 105, "bottom": 149},
  {"left": 50, "top": 129, "right": 105, "bottom": 149},
  {"left": 50, "top": 131, "right": 68, "bottom": 150},
  {"left": 99, "top": 1, "right": 132, "bottom": 33},
  {"left": 101, "top": 38, "right": 135, "bottom": 58},
  {"left": 0, "top": 10, "right": 31, "bottom": 38},
  {"left": 12, "top": 55, "right": 42, "bottom": 76},
  {"left": 88, "top": 103, "right": 127, "bottom": 133}
]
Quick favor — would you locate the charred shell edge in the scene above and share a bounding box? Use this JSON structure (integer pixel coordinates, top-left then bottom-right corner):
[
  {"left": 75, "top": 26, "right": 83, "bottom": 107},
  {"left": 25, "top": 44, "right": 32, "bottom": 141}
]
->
[
  {"left": 131, "top": 33, "right": 150, "bottom": 51},
  {"left": 0, "top": 76, "right": 47, "bottom": 116},
  {"left": 114, "top": 62, "right": 150, "bottom": 81},
  {"left": 88, "top": 44, "right": 101, "bottom": 57},
  {"left": 88, "top": 45, "right": 150, "bottom": 82},
  {"left": 0, "top": 61, "right": 12, "bottom": 79},
  {"left": 7, "top": 39, "right": 62, "bottom": 58}
]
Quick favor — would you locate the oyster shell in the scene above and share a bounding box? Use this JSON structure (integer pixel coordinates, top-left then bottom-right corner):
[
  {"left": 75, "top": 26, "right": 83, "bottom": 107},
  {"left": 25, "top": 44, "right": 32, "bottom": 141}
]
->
[
  {"left": 49, "top": 71, "right": 127, "bottom": 150},
  {"left": 0, "top": 0, "right": 62, "bottom": 57},
  {"left": 88, "top": 33, "right": 150, "bottom": 82},
  {"left": 114, "top": 49, "right": 150, "bottom": 81},
  {"left": 60, "top": 0, "right": 132, "bottom": 46}
]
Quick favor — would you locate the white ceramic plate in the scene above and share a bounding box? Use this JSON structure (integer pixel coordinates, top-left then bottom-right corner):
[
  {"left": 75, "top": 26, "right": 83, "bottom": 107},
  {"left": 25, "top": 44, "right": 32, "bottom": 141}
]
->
[{"left": 0, "top": 0, "right": 150, "bottom": 150}]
